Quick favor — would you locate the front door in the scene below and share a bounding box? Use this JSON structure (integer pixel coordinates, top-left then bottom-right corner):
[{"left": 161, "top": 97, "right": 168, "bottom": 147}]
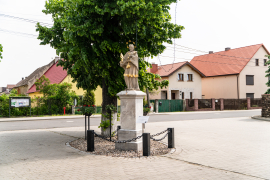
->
[{"left": 172, "top": 93, "right": 176, "bottom": 99}]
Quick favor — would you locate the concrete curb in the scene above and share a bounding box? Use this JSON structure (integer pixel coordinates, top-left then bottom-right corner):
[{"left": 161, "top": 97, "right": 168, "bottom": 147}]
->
[
  {"left": 251, "top": 115, "right": 270, "bottom": 121},
  {"left": 0, "top": 114, "right": 101, "bottom": 122}
]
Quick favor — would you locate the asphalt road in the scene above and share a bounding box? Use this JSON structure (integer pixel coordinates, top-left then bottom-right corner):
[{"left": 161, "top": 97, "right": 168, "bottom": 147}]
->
[{"left": 0, "top": 110, "right": 260, "bottom": 131}]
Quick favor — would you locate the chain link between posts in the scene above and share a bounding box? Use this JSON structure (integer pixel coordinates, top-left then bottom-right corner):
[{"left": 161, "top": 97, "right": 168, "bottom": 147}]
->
[
  {"left": 93, "top": 129, "right": 170, "bottom": 143},
  {"left": 150, "top": 129, "right": 170, "bottom": 141},
  {"left": 94, "top": 132, "right": 143, "bottom": 143}
]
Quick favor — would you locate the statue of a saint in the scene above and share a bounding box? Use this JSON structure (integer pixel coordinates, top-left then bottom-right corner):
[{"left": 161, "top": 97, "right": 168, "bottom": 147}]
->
[{"left": 120, "top": 44, "right": 140, "bottom": 90}]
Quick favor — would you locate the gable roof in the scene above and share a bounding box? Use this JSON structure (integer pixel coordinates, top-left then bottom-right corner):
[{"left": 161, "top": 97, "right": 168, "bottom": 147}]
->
[
  {"left": 150, "top": 61, "right": 205, "bottom": 77},
  {"left": 15, "top": 59, "right": 55, "bottom": 89},
  {"left": 27, "top": 62, "right": 68, "bottom": 94},
  {"left": 190, "top": 44, "right": 269, "bottom": 77},
  {"left": 7, "top": 84, "right": 16, "bottom": 89}
]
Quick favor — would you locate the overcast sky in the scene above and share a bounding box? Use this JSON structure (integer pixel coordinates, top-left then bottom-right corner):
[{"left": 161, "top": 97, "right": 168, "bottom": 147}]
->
[{"left": 0, "top": 0, "right": 270, "bottom": 87}]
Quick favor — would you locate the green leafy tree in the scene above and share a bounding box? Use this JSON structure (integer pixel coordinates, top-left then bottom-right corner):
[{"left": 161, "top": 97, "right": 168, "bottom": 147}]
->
[
  {"left": 35, "top": 75, "right": 53, "bottom": 97},
  {"left": 0, "top": 44, "right": 3, "bottom": 61},
  {"left": 36, "top": 0, "right": 183, "bottom": 132},
  {"left": 82, "top": 91, "right": 96, "bottom": 106}
]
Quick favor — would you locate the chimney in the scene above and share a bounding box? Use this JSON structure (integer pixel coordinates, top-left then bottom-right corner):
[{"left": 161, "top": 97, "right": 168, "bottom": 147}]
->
[
  {"left": 209, "top": 51, "right": 214, "bottom": 54},
  {"left": 22, "top": 77, "right": 24, "bottom": 80},
  {"left": 55, "top": 56, "right": 60, "bottom": 63},
  {"left": 225, "top": 47, "right": 231, "bottom": 51},
  {"left": 151, "top": 63, "right": 158, "bottom": 73}
]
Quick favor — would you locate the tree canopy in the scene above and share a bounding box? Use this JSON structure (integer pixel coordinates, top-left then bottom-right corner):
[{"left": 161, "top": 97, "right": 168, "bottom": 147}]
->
[
  {"left": 36, "top": 0, "right": 184, "bottom": 116},
  {"left": 0, "top": 44, "right": 3, "bottom": 61}
]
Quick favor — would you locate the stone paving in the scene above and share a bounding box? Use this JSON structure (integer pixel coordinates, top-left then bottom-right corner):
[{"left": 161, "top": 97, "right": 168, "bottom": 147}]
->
[{"left": 0, "top": 117, "right": 270, "bottom": 179}]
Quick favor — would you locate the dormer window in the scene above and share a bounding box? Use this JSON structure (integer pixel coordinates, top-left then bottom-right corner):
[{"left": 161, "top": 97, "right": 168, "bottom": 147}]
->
[{"left": 178, "top": 73, "right": 184, "bottom": 81}]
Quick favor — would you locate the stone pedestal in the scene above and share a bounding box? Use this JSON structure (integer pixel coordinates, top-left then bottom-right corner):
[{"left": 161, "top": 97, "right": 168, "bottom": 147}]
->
[{"left": 115, "top": 90, "right": 146, "bottom": 151}]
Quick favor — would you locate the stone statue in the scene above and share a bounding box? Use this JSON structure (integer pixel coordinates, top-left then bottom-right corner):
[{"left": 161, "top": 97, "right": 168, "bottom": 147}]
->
[{"left": 120, "top": 44, "right": 140, "bottom": 90}]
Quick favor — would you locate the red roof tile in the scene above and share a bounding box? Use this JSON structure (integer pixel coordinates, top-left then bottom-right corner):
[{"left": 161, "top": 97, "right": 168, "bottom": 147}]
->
[
  {"left": 190, "top": 44, "right": 269, "bottom": 77},
  {"left": 149, "top": 61, "right": 205, "bottom": 77},
  {"left": 27, "top": 62, "right": 67, "bottom": 94}
]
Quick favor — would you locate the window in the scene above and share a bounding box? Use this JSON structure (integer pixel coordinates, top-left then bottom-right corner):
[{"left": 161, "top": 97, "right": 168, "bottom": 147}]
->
[
  {"left": 264, "top": 59, "right": 267, "bottom": 66},
  {"left": 187, "top": 74, "right": 193, "bottom": 81},
  {"left": 178, "top": 73, "right": 184, "bottom": 81},
  {"left": 246, "top": 75, "right": 254, "bottom": 85},
  {"left": 190, "top": 92, "right": 193, "bottom": 99},
  {"left": 246, "top": 93, "right": 254, "bottom": 99},
  {"left": 182, "top": 92, "right": 184, "bottom": 99},
  {"left": 255, "top": 59, "right": 259, "bottom": 66}
]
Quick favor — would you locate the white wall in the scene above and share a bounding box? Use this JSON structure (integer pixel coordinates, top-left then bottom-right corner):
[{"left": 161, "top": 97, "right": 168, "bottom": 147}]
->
[
  {"left": 168, "top": 65, "right": 202, "bottom": 99},
  {"left": 239, "top": 46, "right": 269, "bottom": 98}
]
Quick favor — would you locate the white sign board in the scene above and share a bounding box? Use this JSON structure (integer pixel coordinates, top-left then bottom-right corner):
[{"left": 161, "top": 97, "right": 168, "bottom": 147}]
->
[
  {"left": 137, "top": 116, "right": 149, "bottom": 124},
  {"left": 11, "top": 99, "right": 30, "bottom": 107}
]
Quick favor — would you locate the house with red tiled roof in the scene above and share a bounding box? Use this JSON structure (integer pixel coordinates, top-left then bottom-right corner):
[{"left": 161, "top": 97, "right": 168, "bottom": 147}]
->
[
  {"left": 27, "top": 61, "right": 68, "bottom": 95},
  {"left": 14, "top": 58, "right": 55, "bottom": 95},
  {"left": 25, "top": 58, "right": 103, "bottom": 105},
  {"left": 149, "top": 61, "right": 205, "bottom": 100},
  {"left": 190, "top": 44, "right": 270, "bottom": 99}
]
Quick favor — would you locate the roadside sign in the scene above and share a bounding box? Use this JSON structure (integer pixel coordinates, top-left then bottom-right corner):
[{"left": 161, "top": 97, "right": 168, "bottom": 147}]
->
[
  {"left": 9, "top": 97, "right": 31, "bottom": 117},
  {"left": 137, "top": 116, "right": 149, "bottom": 124},
  {"left": 11, "top": 98, "right": 30, "bottom": 107}
]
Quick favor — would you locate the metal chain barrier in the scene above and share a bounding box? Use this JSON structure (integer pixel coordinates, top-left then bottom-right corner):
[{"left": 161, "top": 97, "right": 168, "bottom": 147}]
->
[
  {"left": 94, "top": 132, "right": 142, "bottom": 143},
  {"left": 93, "top": 129, "right": 170, "bottom": 143},
  {"left": 150, "top": 131, "right": 170, "bottom": 141},
  {"left": 150, "top": 129, "right": 168, "bottom": 137}
]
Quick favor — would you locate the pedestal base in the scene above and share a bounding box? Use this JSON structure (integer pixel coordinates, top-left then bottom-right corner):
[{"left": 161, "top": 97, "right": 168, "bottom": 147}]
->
[
  {"left": 115, "top": 90, "right": 145, "bottom": 151},
  {"left": 115, "top": 129, "right": 142, "bottom": 151}
]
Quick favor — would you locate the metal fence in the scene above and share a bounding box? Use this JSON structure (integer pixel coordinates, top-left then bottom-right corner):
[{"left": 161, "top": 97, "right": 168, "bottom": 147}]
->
[
  {"left": 250, "top": 98, "right": 262, "bottom": 108},
  {"left": 198, "top": 99, "right": 212, "bottom": 109},
  {"left": 187, "top": 99, "right": 194, "bottom": 108},
  {"left": 223, "top": 99, "right": 247, "bottom": 110}
]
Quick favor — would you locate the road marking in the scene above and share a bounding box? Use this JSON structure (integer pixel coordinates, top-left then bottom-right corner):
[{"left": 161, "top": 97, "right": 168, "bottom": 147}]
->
[{"left": 66, "top": 121, "right": 74, "bottom": 122}]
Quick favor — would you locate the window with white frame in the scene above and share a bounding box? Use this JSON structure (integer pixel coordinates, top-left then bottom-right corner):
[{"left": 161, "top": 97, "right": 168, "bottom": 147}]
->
[
  {"left": 187, "top": 74, "right": 193, "bottom": 81},
  {"left": 178, "top": 73, "right": 184, "bottom": 81}
]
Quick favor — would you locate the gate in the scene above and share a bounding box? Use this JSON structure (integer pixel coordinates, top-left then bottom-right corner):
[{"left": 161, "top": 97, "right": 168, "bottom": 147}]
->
[{"left": 150, "top": 100, "right": 183, "bottom": 112}]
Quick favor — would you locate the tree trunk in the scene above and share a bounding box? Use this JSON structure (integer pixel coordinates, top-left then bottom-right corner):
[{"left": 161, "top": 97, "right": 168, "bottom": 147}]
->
[{"left": 101, "top": 78, "right": 117, "bottom": 136}]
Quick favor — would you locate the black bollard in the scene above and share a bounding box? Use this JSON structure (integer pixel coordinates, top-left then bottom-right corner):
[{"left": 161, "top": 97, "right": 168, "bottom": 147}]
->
[
  {"left": 168, "top": 128, "right": 175, "bottom": 148},
  {"left": 143, "top": 133, "right": 150, "bottom": 156},
  {"left": 87, "top": 130, "right": 94, "bottom": 152}
]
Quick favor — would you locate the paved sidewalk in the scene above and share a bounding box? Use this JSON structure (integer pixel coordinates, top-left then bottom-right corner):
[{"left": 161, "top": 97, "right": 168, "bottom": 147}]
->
[{"left": 0, "top": 116, "right": 269, "bottom": 179}]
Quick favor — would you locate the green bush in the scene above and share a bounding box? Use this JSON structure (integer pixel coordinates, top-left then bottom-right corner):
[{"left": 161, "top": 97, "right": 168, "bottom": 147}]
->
[{"left": 82, "top": 91, "right": 95, "bottom": 106}]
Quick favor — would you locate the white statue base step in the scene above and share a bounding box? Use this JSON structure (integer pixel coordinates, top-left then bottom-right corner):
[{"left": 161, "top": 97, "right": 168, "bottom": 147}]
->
[
  {"left": 115, "top": 129, "right": 142, "bottom": 151},
  {"left": 115, "top": 90, "right": 146, "bottom": 151}
]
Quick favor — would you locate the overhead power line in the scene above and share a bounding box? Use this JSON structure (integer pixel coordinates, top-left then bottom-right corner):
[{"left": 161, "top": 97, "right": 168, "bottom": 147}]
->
[
  {"left": 0, "top": 13, "right": 53, "bottom": 27},
  {"left": 0, "top": 28, "right": 37, "bottom": 38}
]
